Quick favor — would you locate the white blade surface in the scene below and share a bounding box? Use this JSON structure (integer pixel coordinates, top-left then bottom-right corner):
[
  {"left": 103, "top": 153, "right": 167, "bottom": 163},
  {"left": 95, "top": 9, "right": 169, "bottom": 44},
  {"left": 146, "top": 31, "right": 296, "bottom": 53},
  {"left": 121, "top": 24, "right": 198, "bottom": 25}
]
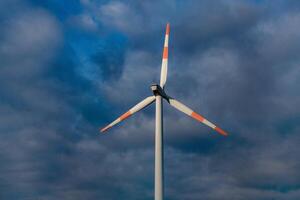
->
[
  {"left": 100, "top": 96, "right": 156, "bottom": 132},
  {"left": 167, "top": 98, "right": 228, "bottom": 136},
  {"left": 160, "top": 23, "right": 170, "bottom": 88}
]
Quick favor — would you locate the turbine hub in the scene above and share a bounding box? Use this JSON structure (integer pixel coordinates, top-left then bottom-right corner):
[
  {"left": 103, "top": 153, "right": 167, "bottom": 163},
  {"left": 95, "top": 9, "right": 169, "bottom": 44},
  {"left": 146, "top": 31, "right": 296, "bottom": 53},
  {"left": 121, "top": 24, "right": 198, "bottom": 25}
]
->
[{"left": 150, "top": 84, "right": 168, "bottom": 99}]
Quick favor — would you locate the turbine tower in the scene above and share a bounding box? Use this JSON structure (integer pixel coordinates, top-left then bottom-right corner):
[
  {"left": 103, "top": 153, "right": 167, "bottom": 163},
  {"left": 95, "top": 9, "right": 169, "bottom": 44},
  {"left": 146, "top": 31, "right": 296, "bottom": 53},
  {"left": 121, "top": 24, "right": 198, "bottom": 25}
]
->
[{"left": 100, "top": 23, "right": 228, "bottom": 200}]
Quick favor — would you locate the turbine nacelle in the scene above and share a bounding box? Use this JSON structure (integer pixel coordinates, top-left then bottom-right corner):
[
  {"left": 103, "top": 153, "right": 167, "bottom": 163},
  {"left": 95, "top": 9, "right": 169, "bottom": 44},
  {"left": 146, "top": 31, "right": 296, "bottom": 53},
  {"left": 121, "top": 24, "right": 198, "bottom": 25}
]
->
[{"left": 150, "top": 84, "right": 169, "bottom": 99}]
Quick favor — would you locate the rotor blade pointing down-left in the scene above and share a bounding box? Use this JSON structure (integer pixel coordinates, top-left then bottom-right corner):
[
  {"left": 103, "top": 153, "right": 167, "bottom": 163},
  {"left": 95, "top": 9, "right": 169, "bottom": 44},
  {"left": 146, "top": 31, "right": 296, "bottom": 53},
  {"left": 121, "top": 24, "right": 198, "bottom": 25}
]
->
[
  {"left": 160, "top": 23, "right": 170, "bottom": 88},
  {"left": 100, "top": 96, "right": 156, "bottom": 133}
]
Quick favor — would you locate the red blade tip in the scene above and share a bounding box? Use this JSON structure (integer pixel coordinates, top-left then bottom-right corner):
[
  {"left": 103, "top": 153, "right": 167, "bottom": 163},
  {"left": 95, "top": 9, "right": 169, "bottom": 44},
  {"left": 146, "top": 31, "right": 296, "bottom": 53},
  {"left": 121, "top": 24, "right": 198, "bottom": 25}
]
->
[
  {"left": 166, "top": 23, "right": 170, "bottom": 35},
  {"left": 100, "top": 126, "right": 109, "bottom": 133},
  {"left": 215, "top": 127, "right": 228, "bottom": 136}
]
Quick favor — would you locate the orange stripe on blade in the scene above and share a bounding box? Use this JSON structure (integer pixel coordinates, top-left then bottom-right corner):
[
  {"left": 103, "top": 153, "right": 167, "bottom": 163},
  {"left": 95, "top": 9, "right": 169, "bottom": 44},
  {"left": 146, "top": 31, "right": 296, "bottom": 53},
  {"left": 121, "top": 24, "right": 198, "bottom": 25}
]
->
[
  {"left": 163, "top": 47, "right": 168, "bottom": 59},
  {"left": 215, "top": 127, "right": 228, "bottom": 136},
  {"left": 166, "top": 23, "right": 170, "bottom": 35},
  {"left": 191, "top": 112, "right": 204, "bottom": 122},
  {"left": 120, "top": 111, "right": 131, "bottom": 121}
]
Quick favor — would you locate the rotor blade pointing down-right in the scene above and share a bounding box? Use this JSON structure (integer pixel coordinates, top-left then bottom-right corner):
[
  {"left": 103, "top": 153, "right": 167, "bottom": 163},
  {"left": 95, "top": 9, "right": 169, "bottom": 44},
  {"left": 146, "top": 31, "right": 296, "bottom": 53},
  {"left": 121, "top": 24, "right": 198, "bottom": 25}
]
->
[
  {"left": 100, "top": 96, "right": 156, "bottom": 133},
  {"left": 160, "top": 23, "right": 170, "bottom": 88},
  {"left": 167, "top": 98, "right": 228, "bottom": 136}
]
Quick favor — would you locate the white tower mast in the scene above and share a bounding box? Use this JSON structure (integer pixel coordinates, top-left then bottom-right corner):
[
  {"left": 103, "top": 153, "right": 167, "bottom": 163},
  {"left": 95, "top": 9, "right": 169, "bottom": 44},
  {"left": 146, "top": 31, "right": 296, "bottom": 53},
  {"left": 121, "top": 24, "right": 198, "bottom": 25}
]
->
[{"left": 155, "top": 95, "right": 163, "bottom": 200}]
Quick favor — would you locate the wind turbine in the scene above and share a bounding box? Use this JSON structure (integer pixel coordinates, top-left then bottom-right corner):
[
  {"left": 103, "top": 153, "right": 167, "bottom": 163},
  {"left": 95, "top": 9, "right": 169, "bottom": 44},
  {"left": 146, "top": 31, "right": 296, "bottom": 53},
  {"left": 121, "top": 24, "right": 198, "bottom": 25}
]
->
[{"left": 100, "top": 23, "right": 228, "bottom": 200}]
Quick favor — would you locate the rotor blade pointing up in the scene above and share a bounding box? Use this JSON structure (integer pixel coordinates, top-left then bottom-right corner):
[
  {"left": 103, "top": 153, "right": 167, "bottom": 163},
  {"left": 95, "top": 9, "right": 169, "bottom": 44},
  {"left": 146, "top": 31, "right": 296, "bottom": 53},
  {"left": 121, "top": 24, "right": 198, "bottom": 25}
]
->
[
  {"left": 167, "top": 98, "right": 228, "bottom": 136},
  {"left": 160, "top": 23, "right": 170, "bottom": 88},
  {"left": 100, "top": 96, "right": 156, "bottom": 133}
]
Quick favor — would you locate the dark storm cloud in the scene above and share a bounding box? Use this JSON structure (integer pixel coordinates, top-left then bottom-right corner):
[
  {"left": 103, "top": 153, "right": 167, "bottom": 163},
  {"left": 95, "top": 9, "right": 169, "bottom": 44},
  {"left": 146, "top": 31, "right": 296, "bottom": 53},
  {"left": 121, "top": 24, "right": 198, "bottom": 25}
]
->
[
  {"left": 91, "top": 33, "right": 127, "bottom": 81},
  {"left": 0, "top": 1, "right": 106, "bottom": 199},
  {"left": 0, "top": 0, "right": 300, "bottom": 200}
]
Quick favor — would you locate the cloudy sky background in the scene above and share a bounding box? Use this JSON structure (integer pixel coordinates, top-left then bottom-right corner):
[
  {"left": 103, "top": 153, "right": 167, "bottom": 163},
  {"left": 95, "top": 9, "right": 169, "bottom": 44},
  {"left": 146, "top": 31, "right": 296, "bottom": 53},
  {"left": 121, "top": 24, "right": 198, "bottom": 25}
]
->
[{"left": 0, "top": 0, "right": 300, "bottom": 199}]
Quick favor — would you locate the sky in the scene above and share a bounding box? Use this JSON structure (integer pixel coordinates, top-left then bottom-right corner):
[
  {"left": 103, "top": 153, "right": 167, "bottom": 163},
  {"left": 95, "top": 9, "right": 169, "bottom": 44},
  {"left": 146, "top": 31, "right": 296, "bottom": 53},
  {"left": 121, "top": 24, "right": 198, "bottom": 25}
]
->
[{"left": 0, "top": 0, "right": 300, "bottom": 199}]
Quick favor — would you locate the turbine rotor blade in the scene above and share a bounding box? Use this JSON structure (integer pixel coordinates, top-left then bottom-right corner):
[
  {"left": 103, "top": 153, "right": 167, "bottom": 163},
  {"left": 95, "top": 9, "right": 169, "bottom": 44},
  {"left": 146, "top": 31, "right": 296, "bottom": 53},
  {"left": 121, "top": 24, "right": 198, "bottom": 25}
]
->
[
  {"left": 160, "top": 23, "right": 170, "bottom": 88},
  {"left": 100, "top": 96, "right": 156, "bottom": 133},
  {"left": 167, "top": 98, "right": 228, "bottom": 136}
]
